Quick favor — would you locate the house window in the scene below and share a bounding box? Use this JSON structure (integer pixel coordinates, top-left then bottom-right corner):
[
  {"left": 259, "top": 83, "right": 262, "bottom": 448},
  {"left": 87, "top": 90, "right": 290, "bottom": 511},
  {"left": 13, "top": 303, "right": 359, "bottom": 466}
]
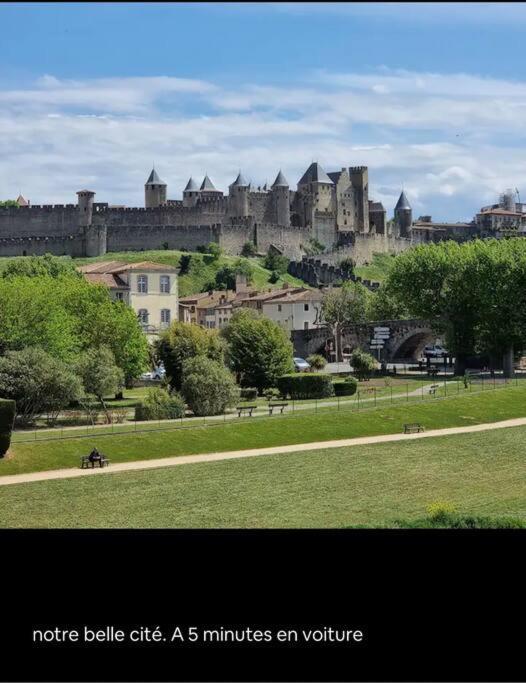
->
[
  {"left": 304, "top": 304, "right": 309, "bottom": 311},
  {"left": 137, "top": 275, "right": 148, "bottom": 294},
  {"left": 278, "top": 304, "right": 282, "bottom": 312},
  {"left": 304, "top": 322, "right": 309, "bottom": 330},
  {"left": 160, "top": 275, "right": 170, "bottom": 293},
  {"left": 161, "top": 309, "right": 171, "bottom": 326},
  {"left": 115, "top": 292, "right": 124, "bottom": 301},
  {"left": 138, "top": 309, "right": 149, "bottom": 325}
]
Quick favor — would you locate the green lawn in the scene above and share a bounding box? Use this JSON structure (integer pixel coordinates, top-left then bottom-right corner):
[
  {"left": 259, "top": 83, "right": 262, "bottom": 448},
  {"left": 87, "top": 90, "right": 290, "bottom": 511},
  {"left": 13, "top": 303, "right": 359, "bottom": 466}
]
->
[
  {"left": 2, "top": 384, "right": 526, "bottom": 476},
  {"left": 1, "top": 425, "right": 525, "bottom": 528},
  {"left": 354, "top": 252, "right": 396, "bottom": 283}
]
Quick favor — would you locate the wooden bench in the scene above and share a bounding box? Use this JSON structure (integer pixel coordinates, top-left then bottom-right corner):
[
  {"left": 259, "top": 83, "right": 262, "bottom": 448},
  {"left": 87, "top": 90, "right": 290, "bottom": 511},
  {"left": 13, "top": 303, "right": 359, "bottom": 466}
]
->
[
  {"left": 80, "top": 454, "right": 110, "bottom": 469},
  {"left": 236, "top": 405, "right": 257, "bottom": 417},
  {"left": 429, "top": 384, "right": 440, "bottom": 395},
  {"left": 403, "top": 423, "right": 425, "bottom": 434},
  {"left": 268, "top": 402, "right": 288, "bottom": 416}
]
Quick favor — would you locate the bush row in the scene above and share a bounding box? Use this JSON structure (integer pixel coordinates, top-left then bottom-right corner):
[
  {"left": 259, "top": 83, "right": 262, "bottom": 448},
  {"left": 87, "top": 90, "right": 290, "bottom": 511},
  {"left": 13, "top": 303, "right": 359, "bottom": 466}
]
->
[
  {"left": 0, "top": 398, "right": 16, "bottom": 457},
  {"left": 135, "top": 389, "right": 185, "bottom": 421},
  {"left": 277, "top": 374, "right": 334, "bottom": 400}
]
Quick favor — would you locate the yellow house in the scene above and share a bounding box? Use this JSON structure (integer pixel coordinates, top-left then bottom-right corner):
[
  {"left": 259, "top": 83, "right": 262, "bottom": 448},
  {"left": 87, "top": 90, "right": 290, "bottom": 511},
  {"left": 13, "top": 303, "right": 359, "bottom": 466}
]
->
[{"left": 78, "top": 260, "right": 179, "bottom": 337}]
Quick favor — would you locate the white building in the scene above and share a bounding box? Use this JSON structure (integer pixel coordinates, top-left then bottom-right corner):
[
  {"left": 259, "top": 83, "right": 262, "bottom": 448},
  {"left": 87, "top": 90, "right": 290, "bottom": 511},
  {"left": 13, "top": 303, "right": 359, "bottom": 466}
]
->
[
  {"left": 79, "top": 260, "right": 179, "bottom": 337},
  {"left": 239, "top": 285, "right": 323, "bottom": 331}
]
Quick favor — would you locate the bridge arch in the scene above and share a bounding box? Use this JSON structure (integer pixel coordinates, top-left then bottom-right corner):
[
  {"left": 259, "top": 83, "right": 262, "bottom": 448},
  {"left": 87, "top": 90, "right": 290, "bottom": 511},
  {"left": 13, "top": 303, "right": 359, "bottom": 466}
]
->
[{"left": 389, "top": 326, "right": 435, "bottom": 360}]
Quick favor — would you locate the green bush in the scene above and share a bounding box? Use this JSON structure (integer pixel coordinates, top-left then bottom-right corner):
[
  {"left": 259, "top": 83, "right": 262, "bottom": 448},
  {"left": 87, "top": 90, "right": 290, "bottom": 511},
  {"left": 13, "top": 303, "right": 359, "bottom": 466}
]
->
[
  {"left": 263, "top": 388, "right": 281, "bottom": 401},
  {"left": 277, "top": 374, "right": 334, "bottom": 400},
  {"left": 307, "top": 354, "right": 327, "bottom": 371},
  {"left": 135, "top": 388, "right": 186, "bottom": 421},
  {"left": 239, "top": 387, "right": 258, "bottom": 400},
  {"left": 350, "top": 349, "right": 377, "bottom": 380},
  {"left": 0, "top": 398, "right": 16, "bottom": 457},
  {"left": 181, "top": 357, "right": 239, "bottom": 416},
  {"left": 333, "top": 376, "right": 358, "bottom": 396},
  {"left": 241, "top": 242, "right": 257, "bottom": 257}
]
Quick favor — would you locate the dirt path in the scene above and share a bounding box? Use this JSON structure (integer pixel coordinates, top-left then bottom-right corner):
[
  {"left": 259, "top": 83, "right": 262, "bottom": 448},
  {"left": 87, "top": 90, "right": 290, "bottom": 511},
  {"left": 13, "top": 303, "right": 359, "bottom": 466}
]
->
[{"left": 1, "top": 416, "right": 525, "bottom": 488}]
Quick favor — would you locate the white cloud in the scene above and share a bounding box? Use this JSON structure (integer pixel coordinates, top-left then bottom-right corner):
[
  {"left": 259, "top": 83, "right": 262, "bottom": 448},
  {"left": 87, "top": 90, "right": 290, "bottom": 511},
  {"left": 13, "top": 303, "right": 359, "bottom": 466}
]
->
[{"left": 1, "top": 68, "right": 526, "bottom": 220}]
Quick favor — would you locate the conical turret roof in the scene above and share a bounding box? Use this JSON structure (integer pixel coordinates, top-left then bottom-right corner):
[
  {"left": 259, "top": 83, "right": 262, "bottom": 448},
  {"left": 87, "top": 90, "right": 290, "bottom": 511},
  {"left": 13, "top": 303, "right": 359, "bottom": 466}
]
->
[
  {"left": 272, "top": 170, "right": 289, "bottom": 188},
  {"left": 200, "top": 174, "right": 220, "bottom": 191},
  {"left": 230, "top": 171, "right": 249, "bottom": 188},
  {"left": 145, "top": 168, "right": 166, "bottom": 186},
  {"left": 298, "top": 162, "right": 333, "bottom": 185},
  {"left": 395, "top": 191, "right": 411, "bottom": 211},
  {"left": 184, "top": 177, "right": 199, "bottom": 192}
]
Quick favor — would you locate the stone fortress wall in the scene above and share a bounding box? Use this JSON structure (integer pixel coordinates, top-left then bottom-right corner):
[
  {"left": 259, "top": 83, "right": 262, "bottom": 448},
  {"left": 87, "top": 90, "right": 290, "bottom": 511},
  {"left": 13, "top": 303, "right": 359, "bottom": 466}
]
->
[{"left": 0, "top": 162, "right": 435, "bottom": 263}]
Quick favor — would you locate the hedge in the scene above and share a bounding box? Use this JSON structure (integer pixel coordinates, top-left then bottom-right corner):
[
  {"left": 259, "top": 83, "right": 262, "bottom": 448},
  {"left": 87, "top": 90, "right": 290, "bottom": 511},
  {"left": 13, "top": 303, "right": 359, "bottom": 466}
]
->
[
  {"left": 135, "top": 389, "right": 186, "bottom": 422},
  {"left": 239, "top": 387, "right": 258, "bottom": 400},
  {"left": 333, "top": 377, "right": 358, "bottom": 397},
  {"left": 277, "top": 374, "right": 335, "bottom": 400},
  {"left": 0, "top": 398, "right": 16, "bottom": 457}
]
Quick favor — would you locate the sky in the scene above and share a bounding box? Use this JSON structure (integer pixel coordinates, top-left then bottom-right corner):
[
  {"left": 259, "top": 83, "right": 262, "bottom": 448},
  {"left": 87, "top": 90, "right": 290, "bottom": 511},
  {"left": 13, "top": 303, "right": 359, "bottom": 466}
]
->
[{"left": 2, "top": 2, "right": 526, "bottom": 221}]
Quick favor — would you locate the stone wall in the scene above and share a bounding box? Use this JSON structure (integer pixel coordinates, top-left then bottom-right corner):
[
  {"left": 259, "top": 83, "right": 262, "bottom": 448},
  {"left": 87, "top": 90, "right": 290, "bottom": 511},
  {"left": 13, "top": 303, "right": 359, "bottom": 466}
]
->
[
  {"left": 106, "top": 224, "right": 221, "bottom": 253},
  {"left": 0, "top": 205, "right": 79, "bottom": 237},
  {"left": 0, "top": 233, "right": 84, "bottom": 257}
]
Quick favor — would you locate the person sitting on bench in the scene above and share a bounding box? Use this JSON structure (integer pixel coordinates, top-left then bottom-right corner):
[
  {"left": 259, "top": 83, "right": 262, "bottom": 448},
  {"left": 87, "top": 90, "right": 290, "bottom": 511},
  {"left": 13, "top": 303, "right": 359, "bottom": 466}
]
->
[{"left": 88, "top": 448, "right": 102, "bottom": 464}]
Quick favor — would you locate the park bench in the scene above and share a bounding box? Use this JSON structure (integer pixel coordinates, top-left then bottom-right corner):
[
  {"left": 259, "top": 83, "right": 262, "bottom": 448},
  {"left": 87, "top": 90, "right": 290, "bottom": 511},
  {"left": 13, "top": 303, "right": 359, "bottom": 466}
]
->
[
  {"left": 403, "top": 423, "right": 425, "bottom": 434},
  {"left": 429, "top": 384, "right": 440, "bottom": 395},
  {"left": 268, "top": 402, "right": 288, "bottom": 416},
  {"left": 80, "top": 453, "right": 110, "bottom": 469},
  {"left": 236, "top": 405, "right": 257, "bottom": 418}
]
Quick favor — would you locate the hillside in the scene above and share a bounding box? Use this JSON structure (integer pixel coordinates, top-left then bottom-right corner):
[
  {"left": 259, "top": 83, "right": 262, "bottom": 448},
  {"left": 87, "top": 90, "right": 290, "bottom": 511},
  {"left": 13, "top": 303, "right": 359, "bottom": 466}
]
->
[
  {"left": 0, "top": 250, "right": 307, "bottom": 298},
  {"left": 353, "top": 252, "right": 396, "bottom": 283}
]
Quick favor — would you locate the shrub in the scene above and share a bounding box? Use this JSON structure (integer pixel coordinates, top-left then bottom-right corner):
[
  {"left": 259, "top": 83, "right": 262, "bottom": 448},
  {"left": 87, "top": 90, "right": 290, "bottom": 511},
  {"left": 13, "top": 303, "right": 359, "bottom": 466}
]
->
[
  {"left": 350, "top": 349, "right": 377, "bottom": 380},
  {"left": 0, "top": 347, "right": 83, "bottom": 426},
  {"left": 268, "top": 270, "right": 280, "bottom": 284},
  {"left": 307, "top": 354, "right": 327, "bottom": 371},
  {"left": 135, "top": 388, "right": 186, "bottom": 421},
  {"left": 263, "top": 388, "right": 281, "bottom": 401},
  {"left": 333, "top": 376, "right": 358, "bottom": 396},
  {"left": 239, "top": 387, "right": 258, "bottom": 400},
  {"left": 181, "top": 357, "right": 238, "bottom": 416},
  {"left": 0, "top": 398, "right": 16, "bottom": 457},
  {"left": 426, "top": 501, "right": 457, "bottom": 522},
  {"left": 241, "top": 242, "right": 257, "bottom": 257},
  {"left": 264, "top": 251, "right": 289, "bottom": 274},
  {"left": 277, "top": 374, "right": 334, "bottom": 400}
]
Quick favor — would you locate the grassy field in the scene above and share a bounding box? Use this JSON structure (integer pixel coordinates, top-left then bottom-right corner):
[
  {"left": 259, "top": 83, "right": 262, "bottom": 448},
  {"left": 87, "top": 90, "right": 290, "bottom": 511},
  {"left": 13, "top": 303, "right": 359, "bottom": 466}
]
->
[
  {"left": 2, "top": 383, "right": 526, "bottom": 476},
  {"left": 1, "top": 425, "right": 525, "bottom": 528}
]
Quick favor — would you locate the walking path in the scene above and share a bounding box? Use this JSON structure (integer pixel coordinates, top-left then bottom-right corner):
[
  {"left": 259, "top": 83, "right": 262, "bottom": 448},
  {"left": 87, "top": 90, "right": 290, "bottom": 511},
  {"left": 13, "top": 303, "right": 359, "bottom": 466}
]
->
[{"left": 2, "top": 416, "right": 526, "bottom": 488}]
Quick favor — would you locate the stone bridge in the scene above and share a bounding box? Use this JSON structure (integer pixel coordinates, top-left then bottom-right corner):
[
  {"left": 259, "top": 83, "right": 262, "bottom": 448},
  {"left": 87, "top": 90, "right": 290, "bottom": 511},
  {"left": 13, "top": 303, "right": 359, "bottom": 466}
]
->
[{"left": 291, "top": 319, "right": 437, "bottom": 361}]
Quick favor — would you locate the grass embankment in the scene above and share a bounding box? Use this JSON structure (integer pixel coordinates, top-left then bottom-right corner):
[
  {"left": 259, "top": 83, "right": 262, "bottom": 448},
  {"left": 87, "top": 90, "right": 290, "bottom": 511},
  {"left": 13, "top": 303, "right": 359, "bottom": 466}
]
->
[
  {"left": 2, "top": 384, "right": 526, "bottom": 476},
  {"left": 1, "top": 425, "right": 525, "bottom": 528},
  {"left": 354, "top": 252, "right": 395, "bottom": 283}
]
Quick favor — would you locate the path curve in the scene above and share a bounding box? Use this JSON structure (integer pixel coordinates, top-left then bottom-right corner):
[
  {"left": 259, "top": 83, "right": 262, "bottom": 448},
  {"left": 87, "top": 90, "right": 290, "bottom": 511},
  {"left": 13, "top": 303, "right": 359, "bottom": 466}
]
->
[{"left": 1, "top": 416, "right": 526, "bottom": 488}]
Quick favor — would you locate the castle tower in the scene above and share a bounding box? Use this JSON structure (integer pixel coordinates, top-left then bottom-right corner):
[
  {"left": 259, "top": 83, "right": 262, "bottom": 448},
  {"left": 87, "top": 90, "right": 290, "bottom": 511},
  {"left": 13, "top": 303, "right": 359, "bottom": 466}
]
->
[
  {"left": 394, "top": 190, "right": 412, "bottom": 237},
  {"left": 77, "top": 189, "right": 106, "bottom": 257},
  {"left": 271, "top": 170, "right": 290, "bottom": 227},
  {"left": 183, "top": 177, "right": 200, "bottom": 208},
  {"left": 144, "top": 168, "right": 167, "bottom": 208},
  {"left": 200, "top": 174, "right": 222, "bottom": 200},
  {"left": 296, "top": 162, "right": 334, "bottom": 233},
  {"left": 349, "top": 166, "right": 369, "bottom": 233},
  {"left": 229, "top": 171, "right": 250, "bottom": 218}
]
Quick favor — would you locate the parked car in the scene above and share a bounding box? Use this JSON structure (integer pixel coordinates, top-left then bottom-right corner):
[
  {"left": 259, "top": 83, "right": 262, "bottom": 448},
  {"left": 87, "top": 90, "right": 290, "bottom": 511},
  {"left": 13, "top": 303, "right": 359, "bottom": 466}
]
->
[
  {"left": 140, "top": 362, "right": 166, "bottom": 381},
  {"left": 293, "top": 357, "right": 311, "bottom": 372},
  {"left": 423, "top": 344, "right": 447, "bottom": 358}
]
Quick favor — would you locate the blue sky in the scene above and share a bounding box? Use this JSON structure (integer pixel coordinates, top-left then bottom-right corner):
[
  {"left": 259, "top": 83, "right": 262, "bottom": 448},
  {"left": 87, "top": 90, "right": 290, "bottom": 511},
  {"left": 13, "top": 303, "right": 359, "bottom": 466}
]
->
[{"left": 2, "top": 2, "right": 526, "bottom": 220}]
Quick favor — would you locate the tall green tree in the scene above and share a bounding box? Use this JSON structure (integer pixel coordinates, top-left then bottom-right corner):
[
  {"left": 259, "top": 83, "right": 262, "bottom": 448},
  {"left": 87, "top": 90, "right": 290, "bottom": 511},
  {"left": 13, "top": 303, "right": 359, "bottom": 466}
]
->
[
  {"left": 321, "top": 281, "right": 369, "bottom": 362},
  {"left": 76, "top": 346, "right": 124, "bottom": 423},
  {"left": 157, "top": 321, "right": 225, "bottom": 390},
  {"left": 221, "top": 308, "right": 294, "bottom": 391},
  {"left": 1, "top": 253, "right": 79, "bottom": 279}
]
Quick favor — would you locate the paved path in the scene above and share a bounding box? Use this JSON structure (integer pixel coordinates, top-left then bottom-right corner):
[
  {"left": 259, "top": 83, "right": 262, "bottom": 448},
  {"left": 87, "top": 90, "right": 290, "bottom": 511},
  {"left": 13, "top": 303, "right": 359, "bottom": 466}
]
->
[{"left": 2, "top": 416, "right": 526, "bottom": 488}]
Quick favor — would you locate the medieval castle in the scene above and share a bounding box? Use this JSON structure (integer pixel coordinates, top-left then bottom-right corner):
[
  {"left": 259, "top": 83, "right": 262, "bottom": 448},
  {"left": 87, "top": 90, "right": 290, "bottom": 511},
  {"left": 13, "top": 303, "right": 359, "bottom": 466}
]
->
[{"left": 0, "top": 161, "right": 473, "bottom": 265}]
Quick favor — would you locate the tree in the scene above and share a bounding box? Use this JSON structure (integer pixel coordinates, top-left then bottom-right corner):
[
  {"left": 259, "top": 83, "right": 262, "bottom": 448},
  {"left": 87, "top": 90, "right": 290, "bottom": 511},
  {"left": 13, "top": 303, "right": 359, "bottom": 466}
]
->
[
  {"left": 307, "top": 354, "right": 327, "bottom": 371},
  {"left": 1, "top": 253, "right": 78, "bottom": 279},
  {"left": 0, "top": 200, "right": 18, "bottom": 208},
  {"left": 157, "top": 321, "right": 225, "bottom": 390},
  {"left": 221, "top": 308, "right": 294, "bottom": 391},
  {"left": 241, "top": 242, "right": 257, "bottom": 257},
  {"left": 367, "top": 283, "right": 409, "bottom": 321},
  {"left": 350, "top": 349, "right": 377, "bottom": 381},
  {"left": 181, "top": 357, "right": 238, "bottom": 416},
  {"left": 204, "top": 242, "right": 222, "bottom": 262},
  {"left": 135, "top": 387, "right": 185, "bottom": 421},
  {"left": 0, "top": 273, "right": 149, "bottom": 382},
  {"left": 0, "top": 398, "right": 15, "bottom": 457},
  {"left": 321, "top": 282, "right": 369, "bottom": 362},
  {"left": 0, "top": 347, "right": 82, "bottom": 426},
  {"left": 76, "top": 346, "right": 124, "bottom": 423},
  {"left": 212, "top": 259, "right": 253, "bottom": 290},
  {"left": 264, "top": 250, "right": 289, "bottom": 275}
]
